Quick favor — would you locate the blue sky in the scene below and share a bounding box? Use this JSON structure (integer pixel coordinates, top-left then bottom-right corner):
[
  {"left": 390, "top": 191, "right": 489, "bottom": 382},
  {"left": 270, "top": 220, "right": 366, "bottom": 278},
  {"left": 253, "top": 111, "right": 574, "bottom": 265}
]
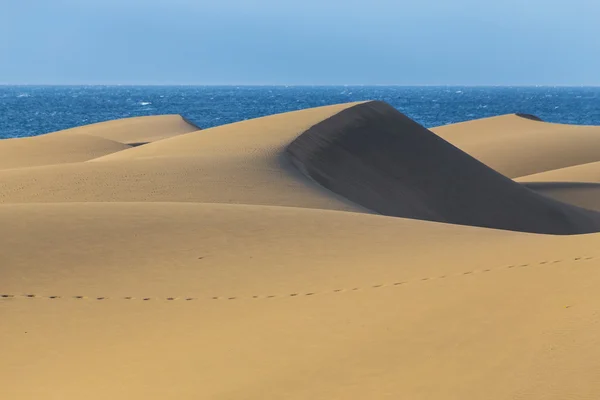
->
[{"left": 1, "top": 0, "right": 599, "bottom": 85}]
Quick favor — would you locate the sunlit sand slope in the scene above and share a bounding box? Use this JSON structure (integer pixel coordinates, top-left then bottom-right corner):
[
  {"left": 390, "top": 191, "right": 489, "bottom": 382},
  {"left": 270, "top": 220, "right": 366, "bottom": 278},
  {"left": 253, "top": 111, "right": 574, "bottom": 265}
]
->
[
  {"left": 432, "top": 114, "right": 600, "bottom": 179},
  {"left": 517, "top": 161, "right": 600, "bottom": 183},
  {"left": 0, "top": 133, "right": 131, "bottom": 170},
  {"left": 1, "top": 202, "right": 600, "bottom": 399},
  {"left": 62, "top": 114, "right": 200, "bottom": 145},
  {"left": 0, "top": 103, "right": 366, "bottom": 212},
  {"left": 0, "top": 114, "right": 200, "bottom": 170},
  {"left": 90, "top": 102, "right": 364, "bottom": 162}
]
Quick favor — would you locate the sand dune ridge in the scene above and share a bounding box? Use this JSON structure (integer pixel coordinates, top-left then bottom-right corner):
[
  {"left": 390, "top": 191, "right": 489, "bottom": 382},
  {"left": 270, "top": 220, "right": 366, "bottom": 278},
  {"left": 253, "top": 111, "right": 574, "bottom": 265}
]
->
[{"left": 288, "top": 101, "right": 600, "bottom": 234}]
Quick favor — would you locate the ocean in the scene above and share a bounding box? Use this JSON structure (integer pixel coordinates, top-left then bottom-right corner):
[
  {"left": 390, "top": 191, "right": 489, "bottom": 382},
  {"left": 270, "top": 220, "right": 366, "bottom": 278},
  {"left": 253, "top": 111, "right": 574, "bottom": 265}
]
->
[{"left": 1, "top": 85, "right": 599, "bottom": 139}]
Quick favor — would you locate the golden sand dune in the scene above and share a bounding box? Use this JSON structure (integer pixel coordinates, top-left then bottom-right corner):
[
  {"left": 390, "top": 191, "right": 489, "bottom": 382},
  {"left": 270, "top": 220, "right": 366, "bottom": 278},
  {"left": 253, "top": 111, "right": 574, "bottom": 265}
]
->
[
  {"left": 60, "top": 114, "right": 200, "bottom": 145},
  {"left": 433, "top": 113, "right": 600, "bottom": 179},
  {"left": 0, "top": 114, "right": 198, "bottom": 170},
  {"left": 90, "top": 102, "right": 361, "bottom": 161},
  {"left": 0, "top": 103, "right": 366, "bottom": 212},
  {"left": 2, "top": 203, "right": 600, "bottom": 399},
  {"left": 2, "top": 101, "right": 600, "bottom": 399},
  {"left": 0, "top": 132, "right": 131, "bottom": 170}
]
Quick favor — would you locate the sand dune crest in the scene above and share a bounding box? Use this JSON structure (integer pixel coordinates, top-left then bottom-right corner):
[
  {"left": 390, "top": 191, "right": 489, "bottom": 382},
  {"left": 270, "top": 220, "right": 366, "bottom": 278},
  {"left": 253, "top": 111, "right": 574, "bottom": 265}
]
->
[
  {"left": 58, "top": 114, "right": 200, "bottom": 145},
  {"left": 0, "top": 133, "right": 131, "bottom": 170},
  {"left": 287, "top": 101, "right": 600, "bottom": 234}
]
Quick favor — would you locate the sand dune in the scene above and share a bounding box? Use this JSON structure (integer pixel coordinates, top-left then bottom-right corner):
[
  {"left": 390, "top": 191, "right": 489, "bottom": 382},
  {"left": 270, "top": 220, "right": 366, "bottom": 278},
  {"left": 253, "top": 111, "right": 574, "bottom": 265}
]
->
[
  {"left": 288, "top": 101, "right": 600, "bottom": 234},
  {"left": 0, "top": 114, "right": 199, "bottom": 170},
  {"left": 2, "top": 101, "right": 598, "bottom": 233},
  {"left": 430, "top": 113, "right": 600, "bottom": 212},
  {"left": 0, "top": 103, "right": 366, "bottom": 212},
  {"left": 432, "top": 114, "right": 600, "bottom": 179},
  {"left": 0, "top": 132, "right": 131, "bottom": 170},
  {"left": 3, "top": 101, "right": 600, "bottom": 399},
  {"left": 61, "top": 114, "right": 201, "bottom": 145}
]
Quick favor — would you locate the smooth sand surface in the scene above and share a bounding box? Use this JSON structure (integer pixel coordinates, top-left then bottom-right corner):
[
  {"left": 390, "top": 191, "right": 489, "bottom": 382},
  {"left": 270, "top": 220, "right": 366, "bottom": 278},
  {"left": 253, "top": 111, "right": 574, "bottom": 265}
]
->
[
  {"left": 0, "top": 132, "right": 131, "bottom": 170},
  {"left": 433, "top": 114, "right": 600, "bottom": 179},
  {"left": 0, "top": 115, "right": 198, "bottom": 170},
  {"left": 517, "top": 161, "right": 600, "bottom": 183},
  {"left": 519, "top": 182, "right": 600, "bottom": 211},
  {"left": 58, "top": 114, "right": 201, "bottom": 144},
  {"left": 0, "top": 103, "right": 366, "bottom": 212},
  {"left": 2, "top": 101, "right": 600, "bottom": 399}
]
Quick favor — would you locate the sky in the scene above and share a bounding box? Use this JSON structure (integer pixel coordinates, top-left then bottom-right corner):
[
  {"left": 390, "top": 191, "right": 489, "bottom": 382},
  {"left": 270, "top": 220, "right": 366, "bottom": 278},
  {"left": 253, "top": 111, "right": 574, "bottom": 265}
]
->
[{"left": 1, "top": 0, "right": 599, "bottom": 85}]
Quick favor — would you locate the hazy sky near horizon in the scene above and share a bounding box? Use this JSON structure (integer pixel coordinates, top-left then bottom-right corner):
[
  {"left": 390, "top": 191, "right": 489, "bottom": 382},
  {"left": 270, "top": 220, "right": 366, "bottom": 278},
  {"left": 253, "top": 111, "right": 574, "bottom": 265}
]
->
[{"left": 1, "top": 0, "right": 599, "bottom": 85}]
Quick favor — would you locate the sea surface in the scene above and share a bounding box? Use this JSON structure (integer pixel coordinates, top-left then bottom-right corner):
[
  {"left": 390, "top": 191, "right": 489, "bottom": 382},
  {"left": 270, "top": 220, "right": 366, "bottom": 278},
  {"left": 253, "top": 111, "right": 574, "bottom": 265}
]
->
[{"left": 1, "top": 86, "right": 599, "bottom": 139}]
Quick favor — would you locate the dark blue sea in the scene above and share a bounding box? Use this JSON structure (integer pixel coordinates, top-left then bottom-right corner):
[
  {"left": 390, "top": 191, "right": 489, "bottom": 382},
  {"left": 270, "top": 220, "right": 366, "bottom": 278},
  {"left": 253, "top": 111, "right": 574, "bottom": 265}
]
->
[{"left": 1, "top": 86, "right": 599, "bottom": 139}]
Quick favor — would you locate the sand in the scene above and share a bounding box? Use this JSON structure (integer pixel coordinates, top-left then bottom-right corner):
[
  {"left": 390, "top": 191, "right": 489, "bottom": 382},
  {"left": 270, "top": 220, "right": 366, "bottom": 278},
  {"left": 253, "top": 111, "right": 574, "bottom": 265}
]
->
[
  {"left": 288, "top": 101, "right": 600, "bottom": 233},
  {"left": 2, "top": 101, "right": 600, "bottom": 399},
  {"left": 0, "top": 133, "right": 131, "bottom": 170},
  {"left": 432, "top": 113, "right": 600, "bottom": 179},
  {"left": 0, "top": 115, "right": 199, "bottom": 170},
  {"left": 56, "top": 114, "right": 201, "bottom": 145}
]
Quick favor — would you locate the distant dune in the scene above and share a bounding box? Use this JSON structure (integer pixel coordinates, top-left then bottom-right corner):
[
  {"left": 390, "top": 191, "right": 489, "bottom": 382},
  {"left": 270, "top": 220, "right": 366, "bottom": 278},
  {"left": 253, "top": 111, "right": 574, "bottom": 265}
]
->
[
  {"left": 517, "top": 160, "right": 600, "bottom": 183},
  {"left": 0, "top": 132, "right": 131, "bottom": 170},
  {"left": 56, "top": 114, "right": 200, "bottom": 145},
  {"left": 432, "top": 113, "right": 600, "bottom": 178},
  {"left": 2, "top": 101, "right": 600, "bottom": 399},
  {"left": 0, "top": 114, "right": 199, "bottom": 170}
]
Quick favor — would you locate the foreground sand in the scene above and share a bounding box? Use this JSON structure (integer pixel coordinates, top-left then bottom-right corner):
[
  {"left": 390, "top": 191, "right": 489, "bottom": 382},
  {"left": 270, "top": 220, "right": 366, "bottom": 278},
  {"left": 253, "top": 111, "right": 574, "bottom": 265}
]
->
[{"left": 2, "top": 103, "right": 600, "bottom": 399}]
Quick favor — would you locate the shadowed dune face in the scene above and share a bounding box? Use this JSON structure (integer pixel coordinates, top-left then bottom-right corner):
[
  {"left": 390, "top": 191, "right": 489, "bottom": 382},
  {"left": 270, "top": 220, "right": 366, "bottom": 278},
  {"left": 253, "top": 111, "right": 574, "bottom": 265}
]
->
[
  {"left": 287, "top": 101, "right": 600, "bottom": 234},
  {"left": 515, "top": 113, "right": 543, "bottom": 121},
  {"left": 432, "top": 112, "right": 600, "bottom": 210},
  {"left": 521, "top": 182, "right": 600, "bottom": 212}
]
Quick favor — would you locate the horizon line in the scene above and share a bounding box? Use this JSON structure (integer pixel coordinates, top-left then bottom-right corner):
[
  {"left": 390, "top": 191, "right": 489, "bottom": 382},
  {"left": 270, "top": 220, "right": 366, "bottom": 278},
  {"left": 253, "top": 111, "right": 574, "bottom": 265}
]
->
[{"left": 2, "top": 83, "right": 600, "bottom": 88}]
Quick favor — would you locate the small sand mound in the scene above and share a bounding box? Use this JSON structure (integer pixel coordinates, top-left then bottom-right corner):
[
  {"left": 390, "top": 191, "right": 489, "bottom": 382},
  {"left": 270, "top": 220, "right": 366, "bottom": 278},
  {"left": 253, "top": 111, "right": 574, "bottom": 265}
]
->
[
  {"left": 58, "top": 114, "right": 200, "bottom": 145},
  {"left": 287, "top": 101, "right": 600, "bottom": 234},
  {"left": 517, "top": 161, "right": 600, "bottom": 183},
  {"left": 0, "top": 133, "right": 131, "bottom": 170}
]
